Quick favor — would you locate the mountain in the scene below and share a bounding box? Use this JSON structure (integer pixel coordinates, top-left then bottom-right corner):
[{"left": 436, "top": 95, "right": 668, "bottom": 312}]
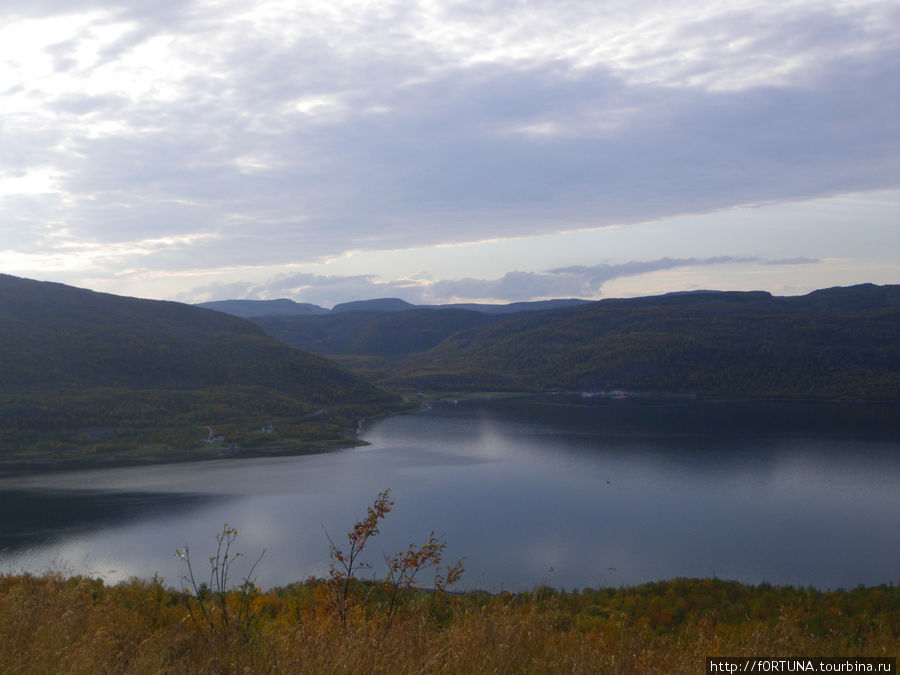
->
[
  {"left": 196, "top": 298, "right": 329, "bottom": 317},
  {"left": 196, "top": 297, "right": 591, "bottom": 318},
  {"left": 244, "top": 284, "right": 899, "bottom": 400},
  {"left": 0, "top": 275, "right": 397, "bottom": 455},
  {"left": 383, "top": 285, "right": 900, "bottom": 399},
  {"left": 329, "top": 297, "right": 591, "bottom": 314},
  {"left": 331, "top": 298, "right": 417, "bottom": 313}
]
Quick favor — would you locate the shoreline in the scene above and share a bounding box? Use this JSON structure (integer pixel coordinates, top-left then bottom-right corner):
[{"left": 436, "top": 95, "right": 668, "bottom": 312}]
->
[
  {"left": 2, "top": 393, "right": 896, "bottom": 476},
  {"left": 413, "top": 389, "right": 900, "bottom": 405},
  {"left": 0, "top": 437, "right": 369, "bottom": 478}
]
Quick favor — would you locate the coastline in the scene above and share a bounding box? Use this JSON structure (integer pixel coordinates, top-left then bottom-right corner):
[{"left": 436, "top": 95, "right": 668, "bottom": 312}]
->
[
  {"left": 2, "top": 392, "right": 896, "bottom": 477},
  {"left": 0, "top": 436, "right": 368, "bottom": 478}
]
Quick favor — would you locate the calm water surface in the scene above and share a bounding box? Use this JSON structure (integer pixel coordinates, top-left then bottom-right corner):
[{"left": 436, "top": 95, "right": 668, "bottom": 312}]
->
[{"left": 1, "top": 397, "right": 897, "bottom": 591}]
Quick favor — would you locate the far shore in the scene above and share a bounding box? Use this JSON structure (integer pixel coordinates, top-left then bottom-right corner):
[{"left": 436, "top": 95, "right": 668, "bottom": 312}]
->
[
  {"left": 0, "top": 437, "right": 368, "bottom": 478},
  {"left": 2, "top": 391, "right": 895, "bottom": 477}
]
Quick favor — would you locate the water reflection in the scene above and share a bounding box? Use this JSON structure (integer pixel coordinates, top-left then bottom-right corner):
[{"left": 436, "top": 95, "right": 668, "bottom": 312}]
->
[
  {"left": 1, "top": 397, "right": 897, "bottom": 591},
  {"left": 0, "top": 489, "right": 221, "bottom": 552}
]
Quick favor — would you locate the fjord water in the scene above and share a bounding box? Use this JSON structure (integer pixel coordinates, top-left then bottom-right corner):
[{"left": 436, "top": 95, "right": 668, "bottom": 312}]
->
[{"left": 1, "top": 397, "right": 897, "bottom": 591}]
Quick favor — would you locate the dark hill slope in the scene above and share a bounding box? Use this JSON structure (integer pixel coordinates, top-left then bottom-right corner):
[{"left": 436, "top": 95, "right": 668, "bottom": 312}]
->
[
  {"left": 253, "top": 308, "right": 497, "bottom": 359},
  {"left": 0, "top": 275, "right": 395, "bottom": 451},
  {"left": 0, "top": 274, "right": 384, "bottom": 397},
  {"left": 387, "top": 285, "right": 900, "bottom": 400}
]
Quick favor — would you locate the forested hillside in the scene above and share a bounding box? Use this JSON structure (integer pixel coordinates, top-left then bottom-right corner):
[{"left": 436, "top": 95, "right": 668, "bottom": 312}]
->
[
  {"left": 254, "top": 308, "right": 497, "bottom": 358},
  {"left": 245, "top": 284, "right": 899, "bottom": 400},
  {"left": 0, "top": 275, "right": 398, "bottom": 456},
  {"left": 386, "top": 285, "right": 900, "bottom": 399}
]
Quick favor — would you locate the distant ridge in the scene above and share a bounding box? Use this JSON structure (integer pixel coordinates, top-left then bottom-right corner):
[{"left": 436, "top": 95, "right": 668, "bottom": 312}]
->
[
  {"left": 196, "top": 298, "right": 329, "bottom": 317},
  {"left": 331, "top": 298, "right": 417, "bottom": 313},
  {"left": 249, "top": 284, "right": 900, "bottom": 401},
  {"left": 438, "top": 299, "right": 591, "bottom": 314},
  {"left": 196, "top": 296, "right": 592, "bottom": 318}
]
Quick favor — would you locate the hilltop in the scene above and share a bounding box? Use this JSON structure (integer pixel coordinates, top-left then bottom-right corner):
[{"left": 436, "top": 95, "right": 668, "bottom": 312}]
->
[{"left": 195, "top": 298, "right": 329, "bottom": 318}]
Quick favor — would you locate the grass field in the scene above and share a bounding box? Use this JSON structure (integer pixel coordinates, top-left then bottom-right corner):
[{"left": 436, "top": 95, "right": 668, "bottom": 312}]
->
[{"left": 1, "top": 571, "right": 896, "bottom": 674}]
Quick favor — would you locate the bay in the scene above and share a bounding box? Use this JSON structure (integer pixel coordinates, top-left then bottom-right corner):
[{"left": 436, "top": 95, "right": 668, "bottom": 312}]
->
[{"left": 0, "top": 396, "right": 897, "bottom": 591}]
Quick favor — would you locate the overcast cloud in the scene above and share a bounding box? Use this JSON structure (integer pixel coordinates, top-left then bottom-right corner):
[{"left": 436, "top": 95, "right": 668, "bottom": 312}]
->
[{"left": 0, "top": 0, "right": 897, "bottom": 304}]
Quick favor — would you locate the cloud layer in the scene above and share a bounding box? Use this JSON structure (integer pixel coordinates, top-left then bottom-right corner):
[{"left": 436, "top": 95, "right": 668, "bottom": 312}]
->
[{"left": 0, "top": 1, "right": 897, "bottom": 302}]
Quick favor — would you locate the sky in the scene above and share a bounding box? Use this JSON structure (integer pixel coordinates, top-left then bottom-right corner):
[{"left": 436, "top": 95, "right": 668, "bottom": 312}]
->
[{"left": 1, "top": 0, "right": 898, "bottom": 308}]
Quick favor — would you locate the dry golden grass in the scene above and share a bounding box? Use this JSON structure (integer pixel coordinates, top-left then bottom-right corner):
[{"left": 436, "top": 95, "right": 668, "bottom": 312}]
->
[{"left": 0, "top": 573, "right": 896, "bottom": 674}]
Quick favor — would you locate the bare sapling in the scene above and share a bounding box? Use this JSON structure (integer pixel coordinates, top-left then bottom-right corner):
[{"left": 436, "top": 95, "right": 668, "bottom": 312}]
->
[{"left": 176, "top": 523, "right": 265, "bottom": 643}]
